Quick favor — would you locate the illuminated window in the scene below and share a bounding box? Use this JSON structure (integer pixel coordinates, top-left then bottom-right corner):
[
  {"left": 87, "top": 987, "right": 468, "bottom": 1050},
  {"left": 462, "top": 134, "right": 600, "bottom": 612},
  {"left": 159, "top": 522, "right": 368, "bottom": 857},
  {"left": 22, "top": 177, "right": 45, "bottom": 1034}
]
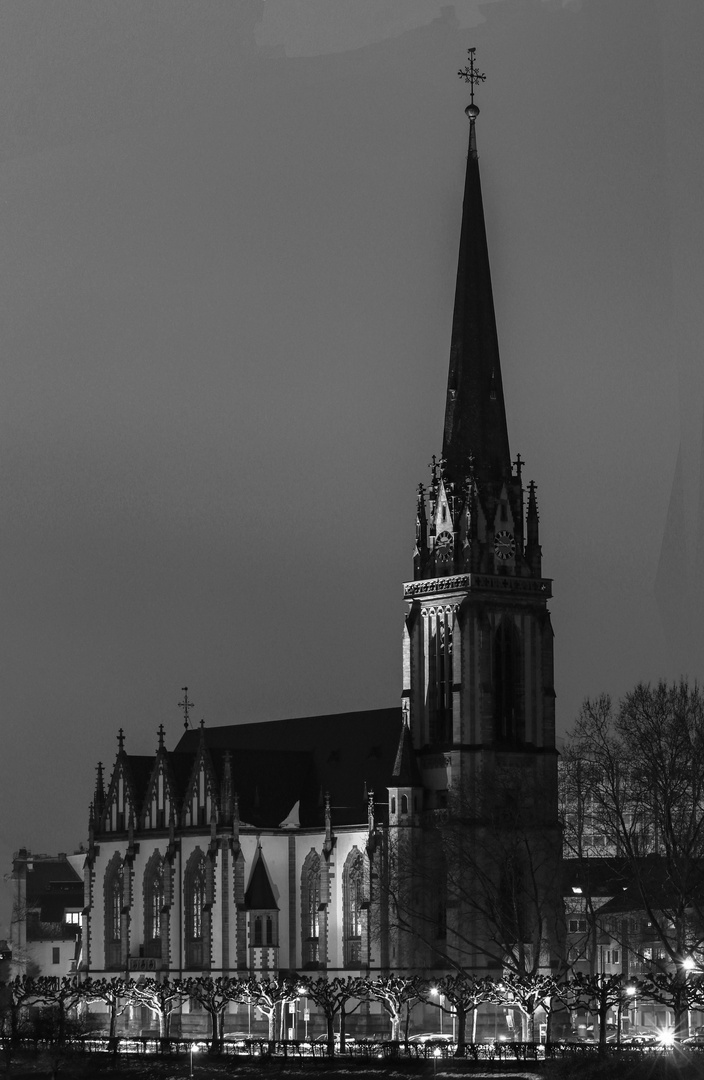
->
[
  {"left": 104, "top": 854, "right": 124, "bottom": 969},
  {"left": 143, "top": 852, "right": 164, "bottom": 959},
  {"left": 184, "top": 850, "right": 207, "bottom": 969},
  {"left": 343, "top": 849, "right": 364, "bottom": 967},
  {"left": 301, "top": 850, "right": 321, "bottom": 968}
]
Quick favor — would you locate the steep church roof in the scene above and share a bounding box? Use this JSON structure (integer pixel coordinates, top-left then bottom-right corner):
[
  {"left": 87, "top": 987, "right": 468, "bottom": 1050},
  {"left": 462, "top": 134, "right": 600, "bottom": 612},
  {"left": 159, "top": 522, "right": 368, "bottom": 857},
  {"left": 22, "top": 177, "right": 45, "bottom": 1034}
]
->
[
  {"left": 175, "top": 706, "right": 401, "bottom": 828},
  {"left": 442, "top": 107, "right": 511, "bottom": 486}
]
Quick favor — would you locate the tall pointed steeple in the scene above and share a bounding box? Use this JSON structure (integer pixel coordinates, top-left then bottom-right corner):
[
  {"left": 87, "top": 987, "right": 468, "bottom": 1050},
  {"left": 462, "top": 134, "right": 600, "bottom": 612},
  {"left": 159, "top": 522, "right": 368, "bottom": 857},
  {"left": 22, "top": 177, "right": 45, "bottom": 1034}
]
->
[{"left": 443, "top": 100, "right": 510, "bottom": 486}]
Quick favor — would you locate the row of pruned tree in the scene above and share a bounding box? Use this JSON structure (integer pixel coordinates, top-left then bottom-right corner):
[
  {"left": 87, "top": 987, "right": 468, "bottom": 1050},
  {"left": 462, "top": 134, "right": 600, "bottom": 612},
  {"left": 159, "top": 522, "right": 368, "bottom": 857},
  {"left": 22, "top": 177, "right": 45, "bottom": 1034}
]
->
[{"left": 2, "top": 969, "right": 703, "bottom": 1054}]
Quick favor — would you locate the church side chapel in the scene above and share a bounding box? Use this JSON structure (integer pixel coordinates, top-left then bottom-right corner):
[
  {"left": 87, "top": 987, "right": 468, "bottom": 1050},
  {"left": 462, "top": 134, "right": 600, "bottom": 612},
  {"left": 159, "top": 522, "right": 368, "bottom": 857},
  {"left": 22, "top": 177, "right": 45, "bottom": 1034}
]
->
[{"left": 83, "top": 54, "right": 562, "bottom": 1034}]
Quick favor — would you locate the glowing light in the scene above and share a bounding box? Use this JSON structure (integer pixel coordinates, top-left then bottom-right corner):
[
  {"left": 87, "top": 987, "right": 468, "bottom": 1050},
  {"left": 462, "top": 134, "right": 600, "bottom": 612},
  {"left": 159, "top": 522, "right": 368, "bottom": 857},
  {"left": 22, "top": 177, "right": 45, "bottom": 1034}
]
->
[{"left": 659, "top": 1030, "right": 675, "bottom": 1047}]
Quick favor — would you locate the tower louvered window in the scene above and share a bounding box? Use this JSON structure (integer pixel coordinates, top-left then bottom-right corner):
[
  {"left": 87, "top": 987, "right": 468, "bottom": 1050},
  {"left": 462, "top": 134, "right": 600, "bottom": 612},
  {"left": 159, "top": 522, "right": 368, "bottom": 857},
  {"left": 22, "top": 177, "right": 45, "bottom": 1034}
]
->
[
  {"left": 493, "top": 617, "right": 524, "bottom": 744},
  {"left": 429, "top": 611, "right": 453, "bottom": 743}
]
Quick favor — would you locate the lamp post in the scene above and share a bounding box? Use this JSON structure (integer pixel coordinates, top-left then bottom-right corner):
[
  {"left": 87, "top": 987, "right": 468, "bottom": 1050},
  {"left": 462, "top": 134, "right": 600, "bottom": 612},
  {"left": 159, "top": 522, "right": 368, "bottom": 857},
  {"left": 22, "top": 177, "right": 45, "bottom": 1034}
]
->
[
  {"left": 627, "top": 984, "right": 637, "bottom": 1034},
  {"left": 433, "top": 1046, "right": 441, "bottom": 1076},
  {"left": 683, "top": 957, "right": 696, "bottom": 1038},
  {"left": 189, "top": 1041, "right": 199, "bottom": 1079},
  {"left": 430, "top": 987, "right": 442, "bottom": 1035}
]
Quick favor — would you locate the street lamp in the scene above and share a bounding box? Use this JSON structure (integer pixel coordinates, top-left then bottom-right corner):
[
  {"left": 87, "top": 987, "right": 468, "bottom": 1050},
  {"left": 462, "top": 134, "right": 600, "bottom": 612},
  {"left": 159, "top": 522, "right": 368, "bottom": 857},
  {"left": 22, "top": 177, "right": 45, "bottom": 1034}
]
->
[
  {"left": 189, "top": 1041, "right": 199, "bottom": 1078},
  {"left": 627, "top": 985, "right": 637, "bottom": 1034},
  {"left": 433, "top": 1046, "right": 441, "bottom": 1076},
  {"left": 430, "top": 987, "right": 443, "bottom": 1035}
]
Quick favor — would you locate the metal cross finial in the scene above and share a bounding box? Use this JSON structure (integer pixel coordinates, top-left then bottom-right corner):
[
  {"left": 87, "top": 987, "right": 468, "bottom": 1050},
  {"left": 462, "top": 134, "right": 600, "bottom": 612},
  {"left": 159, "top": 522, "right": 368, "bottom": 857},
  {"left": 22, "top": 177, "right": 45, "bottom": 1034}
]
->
[
  {"left": 178, "top": 687, "right": 194, "bottom": 730},
  {"left": 458, "top": 47, "right": 486, "bottom": 107},
  {"left": 157, "top": 723, "right": 165, "bottom": 750},
  {"left": 513, "top": 453, "right": 524, "bottom": 479},
  {"left": 117, "top": 728, "right": 125, "bottom": 751}
]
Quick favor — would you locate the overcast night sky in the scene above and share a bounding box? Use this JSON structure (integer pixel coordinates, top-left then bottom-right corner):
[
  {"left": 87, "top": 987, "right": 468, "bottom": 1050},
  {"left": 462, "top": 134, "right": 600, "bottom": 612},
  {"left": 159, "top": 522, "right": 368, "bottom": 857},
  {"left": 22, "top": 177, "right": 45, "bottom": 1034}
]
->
[{"left": 1, "top": 0, "right": 703, "bottom": 929}]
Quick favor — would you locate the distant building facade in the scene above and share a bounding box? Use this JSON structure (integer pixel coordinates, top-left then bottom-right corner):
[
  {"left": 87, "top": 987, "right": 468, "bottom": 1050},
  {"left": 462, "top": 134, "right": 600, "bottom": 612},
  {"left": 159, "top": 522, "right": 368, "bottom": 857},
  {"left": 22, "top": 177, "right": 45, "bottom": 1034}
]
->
[{"left": 10, "top": 850, "right": 84, "bottom": 978}]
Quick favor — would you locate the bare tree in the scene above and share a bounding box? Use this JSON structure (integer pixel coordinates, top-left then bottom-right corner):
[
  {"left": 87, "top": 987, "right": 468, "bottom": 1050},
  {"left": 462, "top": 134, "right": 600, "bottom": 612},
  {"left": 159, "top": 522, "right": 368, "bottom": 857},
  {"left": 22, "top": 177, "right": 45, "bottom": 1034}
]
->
[
  {"left": 181, "top": 976, "right": 233, "bottom": 1052},
  {"left": 566, "top": 680, "right": 704, "bottom": 1035},
  {"left": 430, "top": 973, "right": 494, "bottom": 1055},
  {"left": 33, "top": 977, "right": 84, "bottom": 1046},
  {"left": 378, "top": 766, "right": 563, "bottom": 980},
  {"left": 237, "top": 977, "right": 298, "bottom": 1042},
  {"left": 81, "top": 976, "right": 133, "bottom": 1042},
  {"left": 364, "top": 975, "right": 426, "bottom": 1042},
  {"left": 129, "top": 976, "right": 188, "bottom": 1039},
  {"left": 297, "top": 976, "right": 365, "bottom": 1054},
  {"left": 567, "top": 972, "right": 625, "bottom": 1049}
]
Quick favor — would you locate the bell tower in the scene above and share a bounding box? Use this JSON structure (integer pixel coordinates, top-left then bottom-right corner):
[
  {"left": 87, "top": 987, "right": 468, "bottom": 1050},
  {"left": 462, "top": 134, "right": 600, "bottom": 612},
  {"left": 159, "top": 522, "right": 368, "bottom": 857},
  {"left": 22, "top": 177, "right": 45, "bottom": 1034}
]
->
[{"left": 402, "top": 57, "right": 557, "bottom": 817}]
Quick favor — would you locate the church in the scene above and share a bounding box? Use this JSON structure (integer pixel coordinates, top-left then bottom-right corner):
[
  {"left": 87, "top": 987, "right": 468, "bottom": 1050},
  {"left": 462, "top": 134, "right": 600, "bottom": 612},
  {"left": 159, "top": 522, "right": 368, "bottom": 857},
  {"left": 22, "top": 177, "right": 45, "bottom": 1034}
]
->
[{"left": 82, "top": 67, "right": 562, "bottom": 1004}]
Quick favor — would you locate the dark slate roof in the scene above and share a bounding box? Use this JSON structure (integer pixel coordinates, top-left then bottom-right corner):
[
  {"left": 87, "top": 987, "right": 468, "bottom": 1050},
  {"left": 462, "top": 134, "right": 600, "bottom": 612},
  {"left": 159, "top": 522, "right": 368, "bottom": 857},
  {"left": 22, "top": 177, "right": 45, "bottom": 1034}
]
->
[
  {"left": 22, "top": 858, "right": 83, "bottom": 932},
  {"left": 175, "top": 707, "right": 402, "bottom": 828},
  {"left": 245, "top": 848, "right": 279, "bottom": 910},
  {"left": 561, "top": 857, "right": 632, "bottom": 899},
  {"left": 390, "top": 721, "right": 423, "bottom": 787},
  {"left": 123, "top": 755, "right": 156, "bottom": 814}
]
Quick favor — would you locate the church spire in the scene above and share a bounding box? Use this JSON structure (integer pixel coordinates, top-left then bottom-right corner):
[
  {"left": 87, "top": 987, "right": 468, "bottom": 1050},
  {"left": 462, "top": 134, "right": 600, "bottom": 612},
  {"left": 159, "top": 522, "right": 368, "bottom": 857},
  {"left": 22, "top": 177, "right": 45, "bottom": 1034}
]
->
[{"left": 443, "top": 53, "right": 510, "bottom": 486}]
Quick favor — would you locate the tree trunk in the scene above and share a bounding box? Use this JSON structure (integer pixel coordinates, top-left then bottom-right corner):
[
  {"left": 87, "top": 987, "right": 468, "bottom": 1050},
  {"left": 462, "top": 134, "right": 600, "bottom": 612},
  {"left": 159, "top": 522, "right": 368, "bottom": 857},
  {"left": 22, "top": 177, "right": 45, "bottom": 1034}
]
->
[
  {"left": 455, "top": 1007, "right": 467, "bottom": 1057},
  {"left": 340, "top": 1005, "right": 347, "bottom": 1052},
  {"left": 326, "top": 1013, "right": 335, "bottom": 1056},
  {"left": 598, "top": 1000, "right": 608, "bottom": 1051}
]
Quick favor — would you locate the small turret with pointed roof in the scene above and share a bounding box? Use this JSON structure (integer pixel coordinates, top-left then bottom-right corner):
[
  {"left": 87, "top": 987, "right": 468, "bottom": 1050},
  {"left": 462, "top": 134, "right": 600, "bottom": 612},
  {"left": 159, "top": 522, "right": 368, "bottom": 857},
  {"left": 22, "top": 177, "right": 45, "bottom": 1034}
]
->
[
  {"left": 388, "top": 715, "right": 423, "bottom": 825},
  {"left": 94, "top": 762, "right": 106, "bottom": 820},
  {"left": 391, "top": 717, "right": 423, "bottom": 788},
  {"left": 244, "top": 842, "right": 278, "bottom": 911}
]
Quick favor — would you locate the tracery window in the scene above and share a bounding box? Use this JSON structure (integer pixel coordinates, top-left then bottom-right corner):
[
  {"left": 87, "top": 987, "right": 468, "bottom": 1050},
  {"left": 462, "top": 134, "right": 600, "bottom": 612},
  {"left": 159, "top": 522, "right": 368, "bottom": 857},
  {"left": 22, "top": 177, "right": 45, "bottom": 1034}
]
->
[
  {"left": 143, "top": 852, "right": 164, "bottom": 959},
  {"left": 184, "top": 849, "right": 207, "bottom": 969},
  {"left": 428, "top": 611, "right": 453, "bottom": 743},
  {"left": 342, "top": 848, "right": 364, "bottom": 968},
  {"left": 301, "top": 850, "right": 321, "bottom": 968},
  {"left": 104, "top": 854, "right": 124, "bottom": 970},
  {"left": 493, "top": 618, "right": 524, "bottom": 744}
]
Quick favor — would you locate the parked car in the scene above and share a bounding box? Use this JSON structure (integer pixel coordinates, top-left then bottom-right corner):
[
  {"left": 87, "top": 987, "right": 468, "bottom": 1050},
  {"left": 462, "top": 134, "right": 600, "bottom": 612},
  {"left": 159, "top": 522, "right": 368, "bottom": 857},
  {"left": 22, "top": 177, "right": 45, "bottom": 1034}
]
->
[{"left": 408, "top": 1033, "right": 454, "bottom": 1044}]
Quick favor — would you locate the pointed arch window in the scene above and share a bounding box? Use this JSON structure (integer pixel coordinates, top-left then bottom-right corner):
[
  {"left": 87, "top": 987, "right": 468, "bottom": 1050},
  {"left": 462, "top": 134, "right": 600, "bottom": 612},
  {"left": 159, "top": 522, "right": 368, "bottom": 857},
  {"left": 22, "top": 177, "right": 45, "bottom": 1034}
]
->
[
  {"left": 104, "top": 854, "right": 124, "bottom": 970},
  {"left": 493, "top": 617, "right": 524, "bottom": 744},
  {"left": 184, "top": 850, "right": 208, "bottom": 969},
  {"left": 428, "top": 611, "right": 453, "bottom": 744},
  {"left": 143, "top": 852, "right": 164, "bottom": 960},
  {"left": 342, "top": 848, "right": 365, "bottom": 968},
  {"left": 301, "top": 850, "right": 321, "bottom": 968}
]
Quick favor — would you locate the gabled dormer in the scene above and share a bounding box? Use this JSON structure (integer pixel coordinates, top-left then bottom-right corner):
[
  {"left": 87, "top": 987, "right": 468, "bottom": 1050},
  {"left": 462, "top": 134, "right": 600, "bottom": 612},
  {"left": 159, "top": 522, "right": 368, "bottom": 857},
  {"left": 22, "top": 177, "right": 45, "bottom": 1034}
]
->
[
  {"left": 101, "top": 730, "right": 137, "bottom": 835},
  {"left": 141, "top": 725, "right": 176, "bottom": 831},
  {"left": 182, "top": 721, "right": 219, "bottom": 829}
]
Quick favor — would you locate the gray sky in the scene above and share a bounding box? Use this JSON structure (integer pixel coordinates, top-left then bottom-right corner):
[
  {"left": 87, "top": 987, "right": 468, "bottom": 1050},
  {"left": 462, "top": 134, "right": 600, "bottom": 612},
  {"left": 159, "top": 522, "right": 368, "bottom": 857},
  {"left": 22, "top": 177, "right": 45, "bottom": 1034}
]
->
[{"left": 2, "top": 0, "right": 703, "bottom": 928}]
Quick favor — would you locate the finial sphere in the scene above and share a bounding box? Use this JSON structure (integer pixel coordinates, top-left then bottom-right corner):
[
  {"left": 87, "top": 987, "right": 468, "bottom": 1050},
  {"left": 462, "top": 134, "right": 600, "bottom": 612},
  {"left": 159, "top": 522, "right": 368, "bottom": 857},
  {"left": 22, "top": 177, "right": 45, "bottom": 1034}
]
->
[{"left": 465, "top": 104, "right": 480, "bottom": 120}]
